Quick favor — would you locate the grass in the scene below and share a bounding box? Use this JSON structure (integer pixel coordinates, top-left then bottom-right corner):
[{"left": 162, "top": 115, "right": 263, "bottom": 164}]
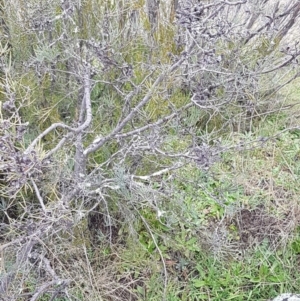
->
[
  {"left": 2, "top": 79, "right": 300, "bottom": 301},
  {"left": 95, "top": 78, "right": 300, "bottom": 301},
  {"left": 29, "top": 75, "right": 299, "bottom": 301},
  {"left": 2, "top": 8, "right": 300, "bottom": 299}
]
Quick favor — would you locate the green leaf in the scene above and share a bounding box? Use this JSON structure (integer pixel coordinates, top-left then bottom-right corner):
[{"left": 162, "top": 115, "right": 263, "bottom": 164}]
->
[{"left": 192, "top": 279, "right": 207, "bottom": 288}]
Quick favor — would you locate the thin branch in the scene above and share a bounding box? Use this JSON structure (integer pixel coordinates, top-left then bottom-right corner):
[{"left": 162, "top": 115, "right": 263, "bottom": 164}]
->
[
  {"left": 24, "top": 122, "right": 73, "bottom": 155},
  {"left": 83, "top": 49, "right": 193, "bottom": 156},
  {"left": 31, "top": 178, "right": 47, "bottom": 214},
  {"left": 259, "top": 54, "right": 300, "bottom": 74},
  {"left": 220, "top": 0, "right": 246, "bottom": 4},
  {"left": 25, "top": 68, "right": 92, "bottom": 155},
  {"left": 131, "top": 163, "right": 184, "bottom": 181},
  {"left": 39, "top": 254, "right": 58, "bottom": 280},
  {"left": 0, "top": 239, "right": 37, "bottom": 295},
  {"left": 137, "top": 211, "right": 168, "bottom": 301},
  {"left": 44, "top": 134, "right": 72, "bottom": 159},
  {"left": 244, "top": 1, "right": 300, "bottom": 44},
  {"left": 30, "top": 279, "right": 71, "bottom": 301},
  {"left": 115, "top": 103, "right": 193, "bottom": 139}
]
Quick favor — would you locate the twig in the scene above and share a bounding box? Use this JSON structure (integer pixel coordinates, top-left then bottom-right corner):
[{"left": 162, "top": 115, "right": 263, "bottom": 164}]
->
[
  {"left": 31, "top": 178, "right": 47, "bottom": 214},
  {"left": 83, "top": 42, "right": 195, "bottom": 156},
  {"left": 138, "top": 211, "right": 168, "bottom": 301},
  {"left": 131, "top": 163, "right": 184, "bottom": 181},
  {"left": 24, "top": 68, "right": 92, "bottom": 155},
  {"left": 0, "top": 239, "right": 37, "bottom": 295},
  {"left": 115, "top": 103, "right": 193, "bottom": 139},
  {"left": 30, "top": 279, "right": 71, "bottom": 301}
]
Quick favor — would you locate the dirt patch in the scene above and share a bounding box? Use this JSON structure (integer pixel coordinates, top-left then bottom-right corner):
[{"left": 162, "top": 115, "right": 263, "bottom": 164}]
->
[
  {"left": 88, "top": 209, "right": 121, "bottom": 245},
  {"left": 232, "top": 206, "right": 289, "bottom": 250},
  {"left": 201, "top": 205, "right": 299, "bottom": 258}
]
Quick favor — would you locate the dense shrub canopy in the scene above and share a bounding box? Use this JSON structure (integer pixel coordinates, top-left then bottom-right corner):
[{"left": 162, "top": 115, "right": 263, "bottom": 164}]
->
[{"left": 0, "top": 0, "right": 300, "bottom": 300}]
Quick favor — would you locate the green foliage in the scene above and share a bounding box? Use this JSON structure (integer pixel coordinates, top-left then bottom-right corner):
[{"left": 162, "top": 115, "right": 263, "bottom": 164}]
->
[
  {"left": 34, "top": 45, "right": 60, "bottom": 63},
  {"left": 1, "top": 0, "right": 300, "bottom": 300},
  {"left": 171, "top": 166, "right": 242, "bottom": 226}
]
